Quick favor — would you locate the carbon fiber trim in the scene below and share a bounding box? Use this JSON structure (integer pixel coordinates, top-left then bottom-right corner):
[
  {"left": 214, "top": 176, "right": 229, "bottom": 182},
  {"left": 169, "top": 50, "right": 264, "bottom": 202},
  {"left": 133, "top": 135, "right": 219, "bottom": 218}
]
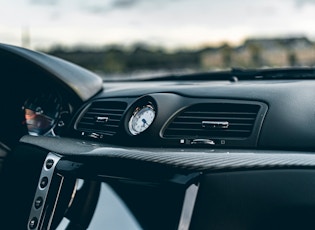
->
[
  {"left": 88, "top": 149, "right": 315, "bottom": 172},
  {"left": 21, "top": 136, "right": 315, "bottom": 172}
]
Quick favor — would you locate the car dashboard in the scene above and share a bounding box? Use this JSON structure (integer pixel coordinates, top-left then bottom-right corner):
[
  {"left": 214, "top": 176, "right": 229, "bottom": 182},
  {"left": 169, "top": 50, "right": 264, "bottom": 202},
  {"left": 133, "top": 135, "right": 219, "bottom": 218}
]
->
[
  {"left": 1, "top": 43, "right": 315, "bottom": 230},
  {"left": 71, "top": 78, "right": 315, "bottom": 150}
]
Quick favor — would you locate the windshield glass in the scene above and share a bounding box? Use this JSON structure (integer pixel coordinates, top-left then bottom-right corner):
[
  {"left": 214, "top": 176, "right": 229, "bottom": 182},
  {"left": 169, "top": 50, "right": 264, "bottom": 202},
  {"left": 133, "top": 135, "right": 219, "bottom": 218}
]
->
[{"left": 2, "top": 0, "right": 315, "bottom": 79}]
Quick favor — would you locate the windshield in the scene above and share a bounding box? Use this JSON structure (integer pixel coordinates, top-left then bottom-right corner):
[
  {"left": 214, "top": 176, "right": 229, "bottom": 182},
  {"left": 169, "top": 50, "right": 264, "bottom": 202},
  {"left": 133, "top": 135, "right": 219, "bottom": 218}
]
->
[{"left": 1, "top": 0, "right": 315, "bottom": 79}]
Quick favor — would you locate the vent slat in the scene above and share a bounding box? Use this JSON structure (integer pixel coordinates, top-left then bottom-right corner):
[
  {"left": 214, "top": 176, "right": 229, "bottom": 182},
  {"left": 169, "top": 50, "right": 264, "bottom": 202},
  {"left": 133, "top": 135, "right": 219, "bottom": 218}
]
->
[
  {"left": 89, "top": 108, "right": 125, "bottom": 112},
  {"left": 170, "top": 122, "right": 253, "bottom": 126},
  {"left": 176, "top": 116, "right": 256, "bottom": 121},
  {"left": 76, "top": 101, "right": 127, "bottom": 136},
  {"left": 80, "top": 115, "right": 124, "bottom": 120},
  {"left": 163, "top": 103, "right": 260, "bottom": 139},
  {"left": 80, "top": 118, "right": 121, "bottom": 123},
  {"left": 165, "top": 128, "right": 251, "bottom": 133},
  {"left": 183, "top": 112, "right": 257, "bottom": 116},
  {"left": 85, "top": 112, "right": 123, "bottom": 117}
]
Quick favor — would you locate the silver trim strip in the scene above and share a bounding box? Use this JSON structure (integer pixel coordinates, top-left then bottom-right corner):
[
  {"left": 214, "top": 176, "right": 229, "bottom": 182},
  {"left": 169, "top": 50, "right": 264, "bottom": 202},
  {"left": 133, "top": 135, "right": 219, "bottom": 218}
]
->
[
  {"left": 27, "top": 152, "right": 62, "bottom": 230},
  {"left": 177, "top": 183, "right": 199, "bottom": 230},
  {"left": 47, "top": 175, "right": 65, "bottom": 229},
  {"left": 202, "top": 121, "right": 229, "bottom": 129}
]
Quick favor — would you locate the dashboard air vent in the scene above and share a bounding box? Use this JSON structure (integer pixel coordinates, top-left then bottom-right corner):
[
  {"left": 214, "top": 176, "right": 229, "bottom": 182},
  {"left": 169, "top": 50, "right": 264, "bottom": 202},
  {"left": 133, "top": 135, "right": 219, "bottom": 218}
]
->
[
  {"left": 76, "top": 101, "right": 127, "bottom": 136},
  {"left": 164, "top": 103, "right": 260, "bottom": 139}
]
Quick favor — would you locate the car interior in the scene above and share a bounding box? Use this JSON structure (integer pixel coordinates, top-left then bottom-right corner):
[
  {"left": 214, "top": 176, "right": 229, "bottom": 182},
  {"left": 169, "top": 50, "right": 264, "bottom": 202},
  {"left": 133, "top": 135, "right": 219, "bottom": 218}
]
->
[{"left": 1, "top": 43, "right": 315, "bottom": 230}]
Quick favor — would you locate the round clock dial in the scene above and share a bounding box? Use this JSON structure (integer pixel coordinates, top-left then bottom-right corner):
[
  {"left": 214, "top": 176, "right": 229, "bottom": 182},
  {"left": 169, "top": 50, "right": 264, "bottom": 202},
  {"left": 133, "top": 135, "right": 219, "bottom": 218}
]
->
[{"left": 128, "top": 105, "right": 156, "bottom": 135}]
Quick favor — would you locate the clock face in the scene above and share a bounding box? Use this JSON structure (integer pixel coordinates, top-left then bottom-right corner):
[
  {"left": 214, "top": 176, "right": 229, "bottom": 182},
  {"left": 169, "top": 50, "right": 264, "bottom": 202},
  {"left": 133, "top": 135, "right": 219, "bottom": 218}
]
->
[{"left": 128, "top": 105, "right": 156, "bottom": 135}]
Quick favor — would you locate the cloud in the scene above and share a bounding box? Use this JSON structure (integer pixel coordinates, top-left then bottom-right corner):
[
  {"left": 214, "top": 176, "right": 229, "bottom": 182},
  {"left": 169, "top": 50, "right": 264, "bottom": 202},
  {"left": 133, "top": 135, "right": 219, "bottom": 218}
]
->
[
  {"left": 82, "top": 0, "right": 182, "bottom": 14},
  {"left": 111, "top": 0, "right": 140, "bottom": 9},
  {"left": 82, "top": 0, "right": 141, "bottom": 14},
  {"left": 295, "top": 0, "right": 315, "bottom": 6},
  {"left": 30, "top": 0, "right": 60, "bottom": 6},
  {"left": 83, "top": 5, "right": 110, "bottom": 14}
]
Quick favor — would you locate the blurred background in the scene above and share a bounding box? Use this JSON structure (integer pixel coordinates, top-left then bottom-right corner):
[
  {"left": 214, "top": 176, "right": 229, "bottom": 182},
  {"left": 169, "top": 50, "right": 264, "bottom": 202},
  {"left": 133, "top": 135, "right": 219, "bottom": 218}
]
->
[{"left": 1, "top": 0, "right": 315, "bottom": 78}]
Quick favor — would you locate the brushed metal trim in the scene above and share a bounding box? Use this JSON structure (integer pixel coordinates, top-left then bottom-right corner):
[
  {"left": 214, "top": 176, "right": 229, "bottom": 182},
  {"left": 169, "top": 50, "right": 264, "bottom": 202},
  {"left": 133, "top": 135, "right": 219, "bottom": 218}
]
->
[
  {"left": 27, "top": 152, "right": 62, "bottom": 230},
  {"left": 177, "top": 183, "right": 199, "bottom": 230}
]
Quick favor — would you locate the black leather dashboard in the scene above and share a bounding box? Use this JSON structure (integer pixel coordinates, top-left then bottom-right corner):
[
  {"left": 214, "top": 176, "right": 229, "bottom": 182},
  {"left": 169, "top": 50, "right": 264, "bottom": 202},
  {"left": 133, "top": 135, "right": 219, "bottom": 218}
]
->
[{"left": 68, "top": 79, "right": 315, "bottom": 150}]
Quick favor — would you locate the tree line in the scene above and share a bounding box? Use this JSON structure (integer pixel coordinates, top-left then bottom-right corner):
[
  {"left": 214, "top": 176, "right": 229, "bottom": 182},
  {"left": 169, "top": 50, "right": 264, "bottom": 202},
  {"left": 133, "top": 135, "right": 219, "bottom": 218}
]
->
[
  {"left": 45, "top": 44, "right": 203, "bottom": 74},
  {"left": 44, "top": 37, "right": 315, "bottom": 76}
]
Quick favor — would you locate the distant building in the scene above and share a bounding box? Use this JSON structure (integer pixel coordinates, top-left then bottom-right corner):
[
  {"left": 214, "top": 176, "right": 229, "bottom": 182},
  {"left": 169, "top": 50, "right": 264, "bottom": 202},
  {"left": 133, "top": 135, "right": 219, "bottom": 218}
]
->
[{"left": 201, "top": 36, "right": 315, "bottom": 69}]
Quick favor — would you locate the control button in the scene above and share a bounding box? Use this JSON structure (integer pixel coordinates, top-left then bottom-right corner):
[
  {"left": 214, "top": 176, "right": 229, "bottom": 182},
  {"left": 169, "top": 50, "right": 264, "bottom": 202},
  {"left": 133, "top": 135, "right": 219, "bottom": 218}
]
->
[
  {"left": 45, "top": 159, "right": 54, "bottom": 169},
  {"left": 39, "top": 177, "right": 49, "bottom": 189},
  {"left": 29, "top": 217, "right": 38, "bottom": 229},
  {"left": 34, "top": 197, "right": 43, "bottom": 209}
]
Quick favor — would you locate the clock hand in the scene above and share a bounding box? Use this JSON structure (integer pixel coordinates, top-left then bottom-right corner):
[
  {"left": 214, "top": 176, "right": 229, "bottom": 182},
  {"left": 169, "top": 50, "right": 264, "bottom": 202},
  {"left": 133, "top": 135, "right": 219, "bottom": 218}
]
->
[{"left": 142, "top": 119, "right": 148, "bottom": 127}]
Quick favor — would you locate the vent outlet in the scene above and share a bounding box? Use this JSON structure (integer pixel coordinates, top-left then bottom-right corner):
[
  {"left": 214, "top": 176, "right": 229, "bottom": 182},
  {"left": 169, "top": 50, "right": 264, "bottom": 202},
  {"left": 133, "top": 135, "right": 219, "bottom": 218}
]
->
[
  {"left": 76, "top": 101, "right": 127, "bottom": 136},
  {"left": 163, "top": 103, "right": 260, "bottom": 139}
]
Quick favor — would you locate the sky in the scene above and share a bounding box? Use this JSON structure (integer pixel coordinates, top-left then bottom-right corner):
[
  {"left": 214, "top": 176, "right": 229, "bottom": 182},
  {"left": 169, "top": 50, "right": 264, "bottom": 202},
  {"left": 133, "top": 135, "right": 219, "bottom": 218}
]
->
[{"left": 1, "top": 0, "right": 315, "bottom": 50}]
